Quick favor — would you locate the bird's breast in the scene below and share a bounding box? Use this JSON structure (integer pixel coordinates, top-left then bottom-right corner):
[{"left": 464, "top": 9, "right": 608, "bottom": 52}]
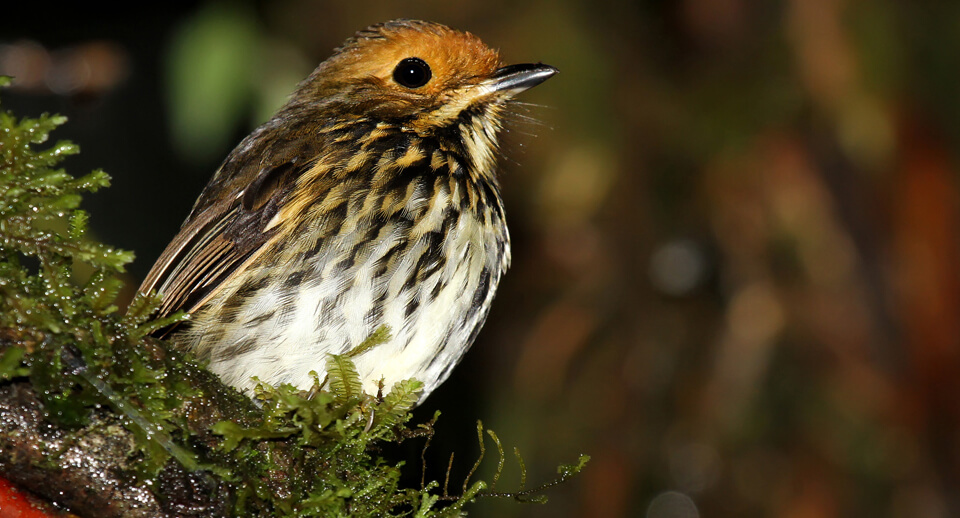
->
[{"left": 180, "top": 145, "right": 510, "bottom": 400}]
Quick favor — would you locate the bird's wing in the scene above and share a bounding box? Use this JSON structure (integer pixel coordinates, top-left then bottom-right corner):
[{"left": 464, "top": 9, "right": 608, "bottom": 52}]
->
[{"left": 138, "top": 158, "right": 303, "bottom": 320}]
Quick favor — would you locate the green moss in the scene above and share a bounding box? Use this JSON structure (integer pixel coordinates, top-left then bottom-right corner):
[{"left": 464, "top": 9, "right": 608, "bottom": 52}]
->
[{"left": 0, "top": 76, "right": 586, "bottom": 516}]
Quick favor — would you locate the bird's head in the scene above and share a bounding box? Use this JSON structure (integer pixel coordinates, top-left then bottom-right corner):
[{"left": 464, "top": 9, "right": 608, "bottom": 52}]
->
[{"left": 288, "top": 20, "right": 556, "bottom": 141}]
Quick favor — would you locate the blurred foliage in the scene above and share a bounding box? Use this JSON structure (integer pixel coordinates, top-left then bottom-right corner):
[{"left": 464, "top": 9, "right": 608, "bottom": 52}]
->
[
  {"left": 166, "top": 3, "right": 260, "bottom": 162},
  {"left": 166, "top": 2, "right": 312, "bottom": 162}
]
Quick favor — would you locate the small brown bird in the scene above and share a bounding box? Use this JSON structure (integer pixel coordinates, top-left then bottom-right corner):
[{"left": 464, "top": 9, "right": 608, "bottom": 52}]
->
[{"left": 139, "top": 20, "right": 556, "bottom": 402}]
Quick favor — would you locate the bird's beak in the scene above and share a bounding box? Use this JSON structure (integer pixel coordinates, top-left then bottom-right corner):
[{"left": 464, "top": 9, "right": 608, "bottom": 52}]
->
[{"left": 488, "top": 63, "right": 558, "bottom": 96}]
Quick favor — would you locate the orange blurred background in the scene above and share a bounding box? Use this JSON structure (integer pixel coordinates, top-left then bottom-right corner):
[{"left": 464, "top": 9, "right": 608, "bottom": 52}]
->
[{"left": 4, "top": 1, "right": 960, "bottom": 516}]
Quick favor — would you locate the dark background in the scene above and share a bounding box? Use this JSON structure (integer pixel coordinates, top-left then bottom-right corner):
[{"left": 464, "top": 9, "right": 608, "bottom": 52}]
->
[{"left": 4, "top": 1, "right": 960, "bottom": 516}]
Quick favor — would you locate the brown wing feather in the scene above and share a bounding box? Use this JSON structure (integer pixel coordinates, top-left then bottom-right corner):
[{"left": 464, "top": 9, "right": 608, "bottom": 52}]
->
[
  {"left": 139, "top": 159, "right": 302, "bottom": 321},
  {"left": 140, "top": 114, "right": 336, "bottom": 324}
]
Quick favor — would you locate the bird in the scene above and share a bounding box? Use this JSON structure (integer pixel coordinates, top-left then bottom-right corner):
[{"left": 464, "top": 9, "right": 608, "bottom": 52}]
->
[{"left": 138, "top": 19, "right": 557, "bottom": 403}]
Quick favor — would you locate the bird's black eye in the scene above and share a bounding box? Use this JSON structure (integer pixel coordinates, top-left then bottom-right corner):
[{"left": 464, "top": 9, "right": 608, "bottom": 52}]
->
[{"left": 393, "top": 57, "right": 432, "bottom": 89}]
